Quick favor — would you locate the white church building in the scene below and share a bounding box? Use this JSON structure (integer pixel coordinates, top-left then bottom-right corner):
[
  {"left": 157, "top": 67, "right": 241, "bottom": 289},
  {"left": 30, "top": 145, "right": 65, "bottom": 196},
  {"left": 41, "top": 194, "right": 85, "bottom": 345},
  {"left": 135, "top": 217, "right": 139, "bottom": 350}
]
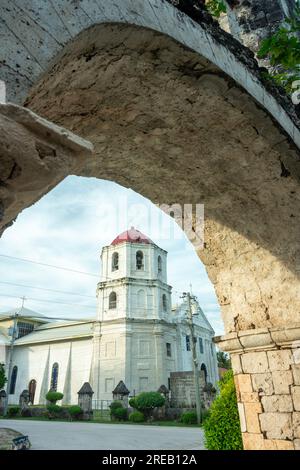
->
[{"left": 0, "top": 228, "right": 218, "bottom": 405}]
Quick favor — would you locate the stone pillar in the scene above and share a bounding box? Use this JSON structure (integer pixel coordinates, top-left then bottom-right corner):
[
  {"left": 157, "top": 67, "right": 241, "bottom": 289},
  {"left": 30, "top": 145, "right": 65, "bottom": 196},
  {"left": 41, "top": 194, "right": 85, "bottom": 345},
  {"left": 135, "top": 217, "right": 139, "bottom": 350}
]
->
[
  {"left": 78, "top": 382, "right": 94, "bottom": 420},
  {"left": 0, "top": 390, "right": 7, "bottom": 416},
  {"left": 19, "top": 390, "right": 30, "bottom": 410},
  {"left": 225, "top": 0, "right": 295, "bottom": 52},
  {"left": 112, "top": 381, "right": 130, "bottom": 407},
  {"left": 216, "top": 326, "right": 300, "bottom": 450}
]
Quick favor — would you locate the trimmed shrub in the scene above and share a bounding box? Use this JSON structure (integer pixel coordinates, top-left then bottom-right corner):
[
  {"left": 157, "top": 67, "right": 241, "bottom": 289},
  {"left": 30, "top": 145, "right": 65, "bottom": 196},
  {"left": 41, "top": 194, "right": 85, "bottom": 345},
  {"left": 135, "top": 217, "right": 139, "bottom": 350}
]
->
[
  {"left": 113, "top": 407, "right": 128, "bottom": 421},
  {"left": 7, "top": 406, "right": 20, "bottom": 417},
  {"left": 181, "top": 411, "right": 197, "bottom": 425},
  {"left": 20, "top": 407, "right": 32, "bottom": 418},
  {"left": 203, "top": 370, "right": 243, "bottom": 450},
  {"left": 128, "top": 397, "right": 136, "bottom": 408},
  {"left": 68, "top": 405, "right": 83, "bottom": 421},
  {"left": 46, "top": 404, "right": 63, "bottom": 419},
  {"left": 134, "top": 392, "right": 165, "bottom": 419},
  {"left": 45, "top": 391, "right": 64, "bottom": 404},
  {"left": 129, "top": 411, "right": 145, "bottom": 423}
]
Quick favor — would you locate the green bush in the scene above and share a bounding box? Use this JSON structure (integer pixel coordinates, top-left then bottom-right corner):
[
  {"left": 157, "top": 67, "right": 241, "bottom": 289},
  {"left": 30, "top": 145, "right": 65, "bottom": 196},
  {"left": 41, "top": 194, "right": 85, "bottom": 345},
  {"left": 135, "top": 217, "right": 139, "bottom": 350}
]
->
[
  {"left": 7, "top": 406, "right": 20, "bottom": 417},
  {"left": 68, "top": 405, "right": 83, "bottom": 420},
  {"left": 46, "top": 404, "right": 63, "bottom": 419},
  {"left": 20, "top": 407, "right": 32, "bottom": 417},
  {"left": 203, "top": 370, "right": 243, "bottom": 450},
  {"left": 129, "top": 397, "right": 136, "bottom": 408},
  {"left": 134, "top": 392, "right": 165, "bottom": 419},
  {"left": 181, "top": 411, "right": 197, "bottom": 425},
  {"left": 109, "top": 401, "right": 123, "bottom": 418},
  {"left": 0, "top": 363, "right": 7, "bottom": 390},
  {"left": 129, "top": 411, "right": 145, "bottom": 423},
  {"left": 113, "top": 407, "right": 128, "bottom": 421},
  {"left": 45, "top": 391, "right": 64, "bottom": 404}
]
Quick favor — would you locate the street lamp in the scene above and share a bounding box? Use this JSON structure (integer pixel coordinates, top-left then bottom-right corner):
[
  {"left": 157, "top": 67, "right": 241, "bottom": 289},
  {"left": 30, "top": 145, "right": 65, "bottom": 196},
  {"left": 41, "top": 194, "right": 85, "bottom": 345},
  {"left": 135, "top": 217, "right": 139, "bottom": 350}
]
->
[{"left": 182, "top": 292, "right": 202, "bottom": 425}]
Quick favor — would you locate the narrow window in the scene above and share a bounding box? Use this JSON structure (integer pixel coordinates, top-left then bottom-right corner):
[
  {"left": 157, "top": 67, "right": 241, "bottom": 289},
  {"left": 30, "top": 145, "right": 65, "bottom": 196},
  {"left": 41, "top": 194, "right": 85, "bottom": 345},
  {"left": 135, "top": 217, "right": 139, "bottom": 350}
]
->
[
  {"left": 28, "top": 379, "right": 37, "bottom": 404},
  {"left": 109, "top": 291, "right": 117, "bottom": 309},
  {"left": 166, "top": 343, "right": 172, "bottom": 357},
  {"left": 201, "top": 363, "right": 208, "bottom": 383},
  {"left": 186, "top": 335, "right": 191, "bottom": 351},
  {"left": 136, "top": 251, "right": 144, "bottom": 270},
  {"left": 199, "top": 337, "right": 204, "bottom": 354},
  {"left": 50, "top": 363, "right": 59, "bottom": 391},
  {"left": 9, "top": 366, "right": 18, "bottom": 394},
  {"left": 162, "top": 294, "right": 167, "bottom": 312},
  {"left": 158, "top": 255, "right": 162, "bottom": 274},
  {"left": 112, "top": 252, "right": 119, "bottom": 271}
]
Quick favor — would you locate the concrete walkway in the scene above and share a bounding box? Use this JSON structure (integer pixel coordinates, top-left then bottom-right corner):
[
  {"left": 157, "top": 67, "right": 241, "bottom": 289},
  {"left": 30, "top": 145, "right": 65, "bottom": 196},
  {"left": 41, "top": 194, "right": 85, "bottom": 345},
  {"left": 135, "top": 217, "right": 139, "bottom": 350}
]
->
[{"left": 1, "top": 420, "right": 205, "bottom": 450}]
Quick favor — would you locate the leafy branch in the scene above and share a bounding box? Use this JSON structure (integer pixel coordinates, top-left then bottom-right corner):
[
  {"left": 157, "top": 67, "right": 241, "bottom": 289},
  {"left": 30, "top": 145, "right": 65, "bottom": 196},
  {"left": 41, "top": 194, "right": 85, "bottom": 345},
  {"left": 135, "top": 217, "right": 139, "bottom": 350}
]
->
[
  {"left": 205, "top": 0, "right": 227, "bottom": 18},
  {"left": 257, "top": 4, "right": 300, "bottom": 93}
]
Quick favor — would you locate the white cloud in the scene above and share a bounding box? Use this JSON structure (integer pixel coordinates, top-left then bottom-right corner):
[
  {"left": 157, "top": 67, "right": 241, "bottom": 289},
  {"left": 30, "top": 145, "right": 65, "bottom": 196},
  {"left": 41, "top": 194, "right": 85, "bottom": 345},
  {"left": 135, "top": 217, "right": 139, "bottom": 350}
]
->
[{"left": 0, "top": 176, "right": 224, "bottom": 334}]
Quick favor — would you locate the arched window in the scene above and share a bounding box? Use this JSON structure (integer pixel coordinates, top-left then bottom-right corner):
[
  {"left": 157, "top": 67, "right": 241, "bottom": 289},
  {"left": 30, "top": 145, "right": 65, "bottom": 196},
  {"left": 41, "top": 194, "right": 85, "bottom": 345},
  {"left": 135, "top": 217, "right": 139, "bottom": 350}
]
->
[
  {"left": 162, "top": 294, "right": 167, "bottom": 312},
  {"left": 136, "top": 251, "right": 144, "bottom": 270},
  {"left": 112, "top": 252, "right": 119, "bottom": 271},
  {"left": 201, "top": 363, "right": 208, "bottom": 383},
  {"left": 109, "top": 291, "right": 117, "bottom": 309},
  {"left": 50, "top": 363, "right": 59, "bottom": 391},
  {"left": 158, "top": 256, "right": 162, "bottom": 274},
  {"left": 9, "top": 366, "right": 18, "bottom": 394},
  {"left": 137, "top": 289, "right": 145, "bottom": 308},
  {"left": 28, "top": 379, "right": 37, "bottom": 404}
]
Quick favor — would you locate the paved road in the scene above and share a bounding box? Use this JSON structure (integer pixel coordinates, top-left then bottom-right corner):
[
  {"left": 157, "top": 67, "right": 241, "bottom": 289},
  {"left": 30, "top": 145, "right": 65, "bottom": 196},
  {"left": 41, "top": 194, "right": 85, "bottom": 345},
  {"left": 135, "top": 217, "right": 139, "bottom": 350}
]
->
[{"left": 2, "top": 420, "right": 205, "bottom": 450}]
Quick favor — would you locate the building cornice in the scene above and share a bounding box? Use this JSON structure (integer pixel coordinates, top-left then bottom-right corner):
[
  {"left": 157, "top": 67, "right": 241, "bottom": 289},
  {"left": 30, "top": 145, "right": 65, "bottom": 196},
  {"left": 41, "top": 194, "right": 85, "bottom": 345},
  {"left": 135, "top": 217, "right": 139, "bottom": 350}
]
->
[{"left": 215, "top": 324, "right": 300, "bottom": 353}]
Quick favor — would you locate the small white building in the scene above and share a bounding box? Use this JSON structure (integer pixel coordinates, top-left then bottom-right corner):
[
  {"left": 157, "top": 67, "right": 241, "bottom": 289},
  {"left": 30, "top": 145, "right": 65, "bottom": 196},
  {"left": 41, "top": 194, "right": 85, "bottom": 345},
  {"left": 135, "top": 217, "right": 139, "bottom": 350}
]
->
[{"left": 0, "top": 228, "right": 218, "bottom": 405}]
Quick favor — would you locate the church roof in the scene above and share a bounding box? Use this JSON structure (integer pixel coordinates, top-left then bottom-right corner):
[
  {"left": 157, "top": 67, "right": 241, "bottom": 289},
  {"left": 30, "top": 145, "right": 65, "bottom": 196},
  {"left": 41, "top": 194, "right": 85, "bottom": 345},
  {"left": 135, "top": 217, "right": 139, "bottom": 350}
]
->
[
  {"left": 14, "top": 320, "right": 94, "bottom": 345},
  {"left": 111, "top": 227, "right": 153, "bottom": 246},
  {"left": 0, "top": 306, "right": 47, "bottom": 322}
]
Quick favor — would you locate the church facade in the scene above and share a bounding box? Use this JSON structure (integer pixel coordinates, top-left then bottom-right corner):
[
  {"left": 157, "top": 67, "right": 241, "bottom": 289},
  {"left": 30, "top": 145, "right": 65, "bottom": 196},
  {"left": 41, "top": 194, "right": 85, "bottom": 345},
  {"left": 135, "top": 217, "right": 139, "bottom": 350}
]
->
[{"left": 0, "top": 228, "right": 218, "bottom": 406}]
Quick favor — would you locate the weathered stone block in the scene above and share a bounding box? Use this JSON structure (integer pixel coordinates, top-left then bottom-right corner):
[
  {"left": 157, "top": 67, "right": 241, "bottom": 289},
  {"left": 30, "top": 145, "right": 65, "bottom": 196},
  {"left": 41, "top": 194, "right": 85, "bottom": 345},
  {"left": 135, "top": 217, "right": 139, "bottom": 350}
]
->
[
  {"left": 264, "top": 439, "right": 294, "bottom": 450},
  {"left": 267, "top": 350, "right": 292, "bottom": 371},
  {"left": 242, "top": 432, "right": 265, "bottom": 450},
  {"left": 272, "top": 370, "right": 293, "bottom": 395},
  {"left": 261, "top": 395, "right": 293, "bottom": 413},
  {"left": 241, "top": 352, "right": 269, "bottom": 374},
  {"left": 234, "top": 374, "right": 253, "bottom": 401},
  {"left": 240, "top": 392, "right": 260, "bottom": 403},
  {"left": 238, "top": 403, "right": 246, "bottom": 433},
  {"left": 252, "top": 373, "right": 274, "bottom": 395},
  {"left": 259, "top": 412, "right": 293, "bottom": 440},
  {"left": 294, "top": 439, "right": 300, "bottom": 450},
  {"left": 293, "top": 412, "right": 300, "bottom": 438},
  {"left": 244, "top": 402, "right": 262, "bottom": 434},
  {"left": 231, "top": 354, "right": 243, "bottom": 374},
  {"left": 292, "top": 387, "right": 300, "bottom": 412},
  {"left": 292, "top": 364, "right": 300, "bottom": 385}
]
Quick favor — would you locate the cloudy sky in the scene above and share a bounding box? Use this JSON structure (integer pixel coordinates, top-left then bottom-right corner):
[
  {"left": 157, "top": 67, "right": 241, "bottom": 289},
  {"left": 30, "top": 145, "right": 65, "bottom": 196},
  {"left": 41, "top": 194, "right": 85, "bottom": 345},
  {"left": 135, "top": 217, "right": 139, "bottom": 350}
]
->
[{"left": 0, "top": 176, "right": 224, "bottom": 335}]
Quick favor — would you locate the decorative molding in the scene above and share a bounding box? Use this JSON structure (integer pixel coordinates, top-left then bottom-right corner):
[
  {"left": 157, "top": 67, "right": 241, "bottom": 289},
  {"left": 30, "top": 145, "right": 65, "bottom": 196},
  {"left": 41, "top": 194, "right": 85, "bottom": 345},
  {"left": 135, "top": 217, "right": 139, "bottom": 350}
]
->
[{"left": 215, "top": 324, "right": 300, "bottom": 353}]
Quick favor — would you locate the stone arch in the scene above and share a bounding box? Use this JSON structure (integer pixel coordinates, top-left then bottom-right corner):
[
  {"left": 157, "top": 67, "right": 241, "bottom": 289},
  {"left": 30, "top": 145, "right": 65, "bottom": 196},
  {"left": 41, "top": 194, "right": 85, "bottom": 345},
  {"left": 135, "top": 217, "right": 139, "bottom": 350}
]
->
[{"left": 0, "top": 2, "right": 300, "bottom": 450}]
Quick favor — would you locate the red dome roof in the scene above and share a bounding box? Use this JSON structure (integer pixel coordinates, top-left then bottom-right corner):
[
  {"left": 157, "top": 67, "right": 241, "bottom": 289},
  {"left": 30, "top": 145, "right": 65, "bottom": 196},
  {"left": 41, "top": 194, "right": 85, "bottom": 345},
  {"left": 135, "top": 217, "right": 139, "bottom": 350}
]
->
[{"left": 111, "top": 227, "right": 153, "bottom": 246}]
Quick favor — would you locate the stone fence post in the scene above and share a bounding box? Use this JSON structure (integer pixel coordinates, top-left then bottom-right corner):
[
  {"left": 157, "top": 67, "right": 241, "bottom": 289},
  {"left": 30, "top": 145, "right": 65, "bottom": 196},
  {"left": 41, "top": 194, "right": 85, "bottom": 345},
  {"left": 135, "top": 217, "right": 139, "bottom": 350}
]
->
[
  {"left": 0, "top": 390, "right": 7, "bottom": 416},
  {"left": 112, "top": 381, "right": 130, "bottom": 407},
  {"left": 78, "top": 382, "right": 94, "bottom": 420}
]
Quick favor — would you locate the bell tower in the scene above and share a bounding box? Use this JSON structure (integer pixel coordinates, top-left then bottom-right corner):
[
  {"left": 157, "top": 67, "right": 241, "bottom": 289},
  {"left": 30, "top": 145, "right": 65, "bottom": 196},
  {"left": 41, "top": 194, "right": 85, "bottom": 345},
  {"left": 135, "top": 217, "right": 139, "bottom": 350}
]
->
[{"left": 96, "top": 227, "right": 171, "bottom": 321}]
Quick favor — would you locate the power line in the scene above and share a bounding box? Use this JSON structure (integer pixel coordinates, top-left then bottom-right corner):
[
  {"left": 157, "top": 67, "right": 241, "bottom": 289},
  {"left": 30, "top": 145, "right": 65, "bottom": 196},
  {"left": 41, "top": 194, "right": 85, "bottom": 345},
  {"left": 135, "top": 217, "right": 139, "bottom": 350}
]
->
[
  {"left": 0, "top": 293, "right": 95, "bottom": 309},
  {"left": 0, "top": 280, "right": 95, "bottom": 299},
  {"left": 0, "top": 253, "right": 99, "bottom": 277}
]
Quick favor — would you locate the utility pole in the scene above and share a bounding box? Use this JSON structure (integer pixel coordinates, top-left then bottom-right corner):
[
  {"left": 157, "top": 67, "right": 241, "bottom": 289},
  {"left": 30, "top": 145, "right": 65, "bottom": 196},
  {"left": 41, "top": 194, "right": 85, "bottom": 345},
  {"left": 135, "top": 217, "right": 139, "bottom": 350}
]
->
[
  {"left": 182, "top": 291, "right": 202, "bottom": 425},
  {"left": 4, "top": 312, "right": 19, "bottom": 416}
]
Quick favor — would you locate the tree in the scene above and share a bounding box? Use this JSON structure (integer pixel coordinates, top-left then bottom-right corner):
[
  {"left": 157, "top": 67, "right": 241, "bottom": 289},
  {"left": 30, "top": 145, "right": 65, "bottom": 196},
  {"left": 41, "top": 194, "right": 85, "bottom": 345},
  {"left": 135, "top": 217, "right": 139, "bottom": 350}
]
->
[
  {"left": 132, "top": 392, "right": 165, "bottom": 419},
  {"left": 217, "top": 351, "right": 231, "bottom": 369},
  {"left": 0, "top": 363, "right": 7, "bottom": 390},
  {"left": 257, "top": 3, "right": 300, "bottom": 93}
]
